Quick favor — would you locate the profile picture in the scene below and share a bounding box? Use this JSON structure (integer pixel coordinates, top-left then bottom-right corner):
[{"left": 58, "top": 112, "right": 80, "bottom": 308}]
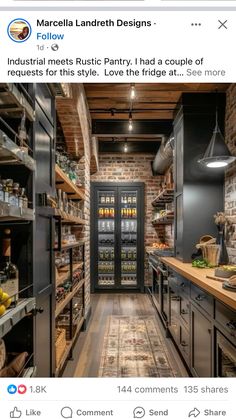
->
[{"left": 8, "top": 18, "right": 32, "bottom": 42}]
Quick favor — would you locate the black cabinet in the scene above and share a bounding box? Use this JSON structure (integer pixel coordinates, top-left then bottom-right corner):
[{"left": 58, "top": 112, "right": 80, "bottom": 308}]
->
[
  {"left": 33, "top": 84, "right": 56, "bottom": 377},
  {"left": 191, "top": 304, "right": 212, "bottom": 377},
  {"left": 168, "top": 272, "right": 191, "bottom": 366},
  {"left": 173, "top": 93, "right": 225, "bottom": 262},
  {"left": 91, "top": 182, "right": 144, "bottom": 291},
  {"left": 216, "top": 330, "right": 236, "bottom": 377},
  {"left": 166, "top": 266, "right": 236, "bottom": 377}
]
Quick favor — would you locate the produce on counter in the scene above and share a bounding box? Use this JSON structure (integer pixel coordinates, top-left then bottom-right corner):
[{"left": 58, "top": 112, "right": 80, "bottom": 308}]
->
[
  {"left": 221, "top": 265, "right": 236, "bottom": 271},
  {"left": 192, "top": 259, "right": 214, "bottom": 269}
]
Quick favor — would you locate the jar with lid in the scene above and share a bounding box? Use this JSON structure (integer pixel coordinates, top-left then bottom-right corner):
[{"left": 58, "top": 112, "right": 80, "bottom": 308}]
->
[
  {"left": 19, "top": 188, "right": 28, "bottom": 208},
  {"left": 9, "top": 183, "right": 20, "bottom": 207},
  {"left": 6, "top": 179, "right": 13, "bottom": 204}
]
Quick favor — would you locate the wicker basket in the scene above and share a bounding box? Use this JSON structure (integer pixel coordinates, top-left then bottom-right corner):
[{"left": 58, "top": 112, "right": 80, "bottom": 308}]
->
[{"left": 55, "top": 328, "right": 67, "bottom": 367}]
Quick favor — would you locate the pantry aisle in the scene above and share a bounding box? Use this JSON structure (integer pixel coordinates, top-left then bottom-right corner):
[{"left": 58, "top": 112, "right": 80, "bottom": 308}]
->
[{"left": 63, "top": 294, "right": 188, "bottom": 378}]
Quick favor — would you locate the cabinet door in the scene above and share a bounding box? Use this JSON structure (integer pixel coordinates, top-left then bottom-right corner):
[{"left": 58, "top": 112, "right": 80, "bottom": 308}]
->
[
  {"left": 118, "top": 185, "right": 144, "bottom": 290},
  {"left": 191, "top": 304, "right": 212, "bottom": 377},
  {"left": 169, "top": 285, "right": 180, "bottom": 343},
  {"left": 93, "top": 186, "right": 117, "bottom": 289},
  {"left": 34, "top": 84, "right": 55, "bottom": 377}
]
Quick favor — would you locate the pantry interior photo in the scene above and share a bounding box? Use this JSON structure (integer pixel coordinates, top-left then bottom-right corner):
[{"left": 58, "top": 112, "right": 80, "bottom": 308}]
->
[{"left": 0, "top": 82, "right": 236, "bottom": 378}]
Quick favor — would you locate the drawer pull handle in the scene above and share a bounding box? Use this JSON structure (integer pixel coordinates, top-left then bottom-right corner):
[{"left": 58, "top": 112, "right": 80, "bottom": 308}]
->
[
  {"left": 180, "top": 282, "right": 185, "bottom": 288},
  {"left": 195, "top": 295, "right": 205, "bottom": 302},
  {"left": 226, "top": 321, "right": 236, "bottom": 331},
  {"left": 180, "top": 341, "right": 188, "bottom": 347},
  {"left": 181, "top": 309, "right": 188, "bottom": 315},
  {"left": 171, "top": 296, "right": 180, "bottom": 301}
]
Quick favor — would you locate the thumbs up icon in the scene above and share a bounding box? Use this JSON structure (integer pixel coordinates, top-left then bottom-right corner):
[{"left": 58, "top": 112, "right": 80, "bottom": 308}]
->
[{"left": 10, "top": 407, "right": 22, "bottom": 418}]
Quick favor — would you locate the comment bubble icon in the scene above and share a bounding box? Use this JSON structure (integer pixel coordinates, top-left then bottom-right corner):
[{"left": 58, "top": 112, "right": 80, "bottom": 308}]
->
[{"left": 61, "top": 406, "right": 73, "bottom": 418}]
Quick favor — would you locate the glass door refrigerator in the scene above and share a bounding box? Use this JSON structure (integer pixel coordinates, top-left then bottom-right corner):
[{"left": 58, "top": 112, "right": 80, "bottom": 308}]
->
[{"left": 91, "top": 183, "right": 144, "bottom": 292}]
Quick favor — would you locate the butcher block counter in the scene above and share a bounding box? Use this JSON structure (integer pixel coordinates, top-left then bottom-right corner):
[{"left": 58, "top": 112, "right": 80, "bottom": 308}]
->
[{"left": 161, "top": 257, "right": 236, "bottom": 311}]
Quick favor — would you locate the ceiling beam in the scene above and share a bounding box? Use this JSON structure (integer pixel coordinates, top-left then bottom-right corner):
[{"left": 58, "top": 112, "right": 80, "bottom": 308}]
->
[{"left": 92, "top": 119, "right": 173, "bottom": 136}]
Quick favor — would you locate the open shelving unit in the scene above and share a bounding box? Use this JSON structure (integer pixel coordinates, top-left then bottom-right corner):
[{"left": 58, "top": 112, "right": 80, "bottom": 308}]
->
[
  {"left": 152, "top": 214, "right": 174, "bottom": 225},
  {"left": 0, "top": 130, "right": 36, "bottom": 170},
  {"left": 151, "top": 188, "right": 174, "bottom": 207},
  {"left": 0, "top": 201, "right": 35, "bottom": 222},
  {"left": 0, "top": 298, "right": 36, "bottom": 339},
  {"left": 0, "top": 83, "right": 37, "bottom": 378},
  {"left": 54, "top": 213, "right": 85, "bottom": 375},
  {"left": 55, "top": 164, "right": 85, "bottom": 201},
  {"left": 55, "top": 208, "right": 86, "bottom": 225},
  {"left": 55, "top": 278, "right": 85, "bottom": 318},
  {"left": 56, "top": 262, "right": 84, "bottom": 287}
]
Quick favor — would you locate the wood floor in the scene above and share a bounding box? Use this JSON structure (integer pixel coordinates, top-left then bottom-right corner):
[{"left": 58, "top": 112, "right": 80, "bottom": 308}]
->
[{"left": 63, "top": 293, "right": 188, "bottom": 377}]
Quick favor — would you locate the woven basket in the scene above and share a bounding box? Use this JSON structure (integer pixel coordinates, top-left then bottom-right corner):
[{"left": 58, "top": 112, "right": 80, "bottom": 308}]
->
[{"left": 55, "top": 328, "right": 67, "bottom": 367}]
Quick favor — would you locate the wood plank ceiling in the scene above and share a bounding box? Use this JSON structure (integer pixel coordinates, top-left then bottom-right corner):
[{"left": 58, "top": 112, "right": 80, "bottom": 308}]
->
[
  {"left": 84, "top": 83, "right": 229, "bottom": 121},
  {"left": 84, "top": 83, "right": 230, "bottom": 153}
]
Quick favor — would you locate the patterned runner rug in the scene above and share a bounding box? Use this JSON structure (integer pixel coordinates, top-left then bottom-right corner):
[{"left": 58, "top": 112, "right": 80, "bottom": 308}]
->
[{"left": 98, "top": 315, "right": 176, "bottom": 377}]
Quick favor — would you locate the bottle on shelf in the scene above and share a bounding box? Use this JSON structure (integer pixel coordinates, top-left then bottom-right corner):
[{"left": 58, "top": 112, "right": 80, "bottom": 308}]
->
[
  {"left": 0, "top": 229, "right": 19, "bottom": 307},
  {"left": 0, "top": 180, "right": 3, "bottom": 202}
]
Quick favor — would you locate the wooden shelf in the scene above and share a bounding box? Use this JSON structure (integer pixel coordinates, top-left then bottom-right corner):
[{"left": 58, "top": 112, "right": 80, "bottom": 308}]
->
[
  {"left": 55, "top": 316, "right": 84, "bottom": 376},
  {"left": 55, "top": 279, "right": 85, "bottom": 318},
  {"left": 0, "top": 298, "right": 36, "bottom": 339},
  {"left": 152, "top": 215, "right": 174, "bottom": 225},
  {"left": 61, "top": 240, "right": 85, "bottom": 251},
  {"left": 0, "top": 130, "right": 36, "bottom": 171},
  {"left": 56, "top": 262, "right": 84, "bottom": 287},
  {"left": 0, "top": 201, "right": 35, "bottom": 222},
  {"left": 55, "top": 164, "right": 85, "bottom": 200},
  {"left": 55, "top": 208, "right": 86, "bottom": 225},
  {"left": 152, "top": 188, "right": 174, "bottom": 207},
  {"left": 0, "top": 83, "right": 35, "bottom": 121}
]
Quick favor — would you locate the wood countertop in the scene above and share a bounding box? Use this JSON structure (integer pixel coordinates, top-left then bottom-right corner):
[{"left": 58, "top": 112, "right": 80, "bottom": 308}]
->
[{"left": 161, "top": 257, "right": 236, "bottom": 311}]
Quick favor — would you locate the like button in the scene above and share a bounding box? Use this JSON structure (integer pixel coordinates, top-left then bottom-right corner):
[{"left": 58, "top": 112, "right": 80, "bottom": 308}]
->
[{"left": 10, "top": 407, "right": 22, "bottom": 418}]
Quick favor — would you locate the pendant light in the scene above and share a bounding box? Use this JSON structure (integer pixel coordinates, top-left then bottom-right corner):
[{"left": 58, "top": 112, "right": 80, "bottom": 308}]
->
[
  {"left": 198, "top": 98, "right": 235, "bottom": 169},
  {"left": 130, "top": 84, "right": 136, "bottom": 100},
  {"left": 123, "top": 139, "right": 128, "bottom": 153},
  {"left": 128, "top": 112, "right": 133, "bottom": 132}
]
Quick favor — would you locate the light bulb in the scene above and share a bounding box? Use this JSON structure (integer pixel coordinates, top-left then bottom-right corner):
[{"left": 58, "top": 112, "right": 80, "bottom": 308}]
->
[
  {"left": 206, "top": 161, "right": 228, "bottom": 168},
  {"left": 124, "top": 143, "right": 128, "bottom": 153},
  {"left": 128, "top": 120, "right": 133, "bottom": 131},
  {"left": 130, "top": 85, "right": 136, "bottom": 100}
]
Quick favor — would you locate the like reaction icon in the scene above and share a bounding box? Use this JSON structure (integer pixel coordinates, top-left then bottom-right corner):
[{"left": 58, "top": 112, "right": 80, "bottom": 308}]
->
[{"left": 10, "top": 407, "right": 22, "bottom": 418}]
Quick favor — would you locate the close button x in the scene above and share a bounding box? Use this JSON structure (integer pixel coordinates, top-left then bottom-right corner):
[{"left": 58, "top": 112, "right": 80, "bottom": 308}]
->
[{"left": 218, "top": 20, "right": 228, "bottom": 29}]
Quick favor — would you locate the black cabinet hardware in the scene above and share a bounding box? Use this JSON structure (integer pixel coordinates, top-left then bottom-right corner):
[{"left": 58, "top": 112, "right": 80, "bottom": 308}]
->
[
  {"left": 226, "top": 320, "right": 236, "bottom": 331},
  {"left": 195, "top": 295, "right": 205, "bottom": 302}
]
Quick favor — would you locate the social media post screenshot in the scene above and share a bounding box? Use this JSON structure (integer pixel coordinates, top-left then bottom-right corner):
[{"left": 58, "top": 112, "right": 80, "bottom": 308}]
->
[{"left": 0, "top": 3, "right": 235, "bottom": 419}]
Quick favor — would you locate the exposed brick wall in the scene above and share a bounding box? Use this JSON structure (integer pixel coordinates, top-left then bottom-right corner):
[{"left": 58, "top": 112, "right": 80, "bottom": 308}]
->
[
  {"left": 75, "top": 85, "right": 91, "bottom": 318},
  {"left": 91, "top": 153, "right": 164, "bottom": 247},
  {"left": 224, "top": 84, "right": 236, "bottom": 262}
]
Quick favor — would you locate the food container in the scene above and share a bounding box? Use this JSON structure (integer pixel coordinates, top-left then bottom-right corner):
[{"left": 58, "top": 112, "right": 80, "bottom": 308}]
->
[
  {"left": 204, "top": 244, "right": 220, "bottom": 267},
  {"left": 215, "top": 266, "right": 236, "bottom": 278}
]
